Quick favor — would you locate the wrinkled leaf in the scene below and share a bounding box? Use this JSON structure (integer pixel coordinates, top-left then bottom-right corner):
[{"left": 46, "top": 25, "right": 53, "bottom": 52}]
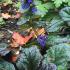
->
[
  {"left": 16, "top": 46, "right": 42, "bottom": 70},
  {"left": 47, "top": 35, "right": 70, "bottom": 46},
  {"left": 0, "top": 59, "right": 15, "bottom": 70},
  {"left": 47, "top": 18, "right": 64, "bottom": 32},
  {"left": 59, "top": 7, "right": 70, "bottom": 21},
  {"left": 17, "top": 17, "right": 29, "bottom": 25},
  {"left": 44, "top": 43, "right": 70, "bottom": 70}
]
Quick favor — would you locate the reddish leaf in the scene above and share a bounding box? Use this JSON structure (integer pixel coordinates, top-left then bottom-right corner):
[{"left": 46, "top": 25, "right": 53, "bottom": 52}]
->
[{"left": 12, "top": 32, "right": 34, "bottom": 46}]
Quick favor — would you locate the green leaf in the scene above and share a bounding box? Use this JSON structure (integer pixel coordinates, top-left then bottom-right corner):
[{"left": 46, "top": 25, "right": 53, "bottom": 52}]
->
[
  {"left": 36, "top": 4, "right": 44, "bottom": 11},
  {"left": 52, "top": 0, "right": 68, "bottom": 7},
  {"left": 35, "top": 20, "right": 46, "bottom": 28},
  {"left": 34, "top": 1, "right": 48, "bottom": 17},
  {"left": 44, "top": 43, "right": 70, "bottom": 70},
  {"left": 0, "top": 59, "right": 15, "bottom": 70},
  {"left": 68, "top": 0, "right": 70, "bottom": 6},
  {"left": 0, "top": 43, "right": 8, "bottom": 48},
  {"left": 52, "top": 0, "right": 62, "bottom": 7},
  {"left": 47, "top": 18, "right": 64, "bottom": 32},
  {"left": 57, "top": 65, "right": 67, "bottom": 70},
  {"left": 44, "top": 2, "right": 55, "bottom": 10},
  {"left": 17, "top": 17, "right": 29, "bottom": 25},
  {"left": 47, "top": 35, "right": 70, "bottom": 46},
  {"left": 2, "top": 0, "right": 12, "bottom": 4},
  {"left": 0, "top": 17, "right": 5, "bottom": 25},
  {"left": 14, "top": 2, "right": 21, "bottom": 9},
  {"left": 34, "top": 0, "right": 42, "bottom": 6},
  {"left": 0, "top": 43, "right": 10, "bottom": 56},
  {"left": 16, "top": 46, "right": 42, "bottom": 70},
  {"left": 59, "top": 7, "right": 70, "bottom": 22}
]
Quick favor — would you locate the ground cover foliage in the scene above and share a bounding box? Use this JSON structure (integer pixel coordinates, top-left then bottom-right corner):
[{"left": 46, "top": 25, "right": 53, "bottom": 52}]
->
[{"left": 0, "top": 0, "right": 70, "bottom": 70}]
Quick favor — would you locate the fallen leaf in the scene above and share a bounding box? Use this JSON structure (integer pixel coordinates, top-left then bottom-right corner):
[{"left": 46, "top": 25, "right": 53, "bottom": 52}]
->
[{"left": 11, "top": 31, "right": 34, "bottom": 47}]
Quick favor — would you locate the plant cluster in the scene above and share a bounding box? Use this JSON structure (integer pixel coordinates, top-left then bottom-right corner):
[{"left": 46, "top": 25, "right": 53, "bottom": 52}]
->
[{"left": 0, "top": 0, "right": 70, "bottom": 70}]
